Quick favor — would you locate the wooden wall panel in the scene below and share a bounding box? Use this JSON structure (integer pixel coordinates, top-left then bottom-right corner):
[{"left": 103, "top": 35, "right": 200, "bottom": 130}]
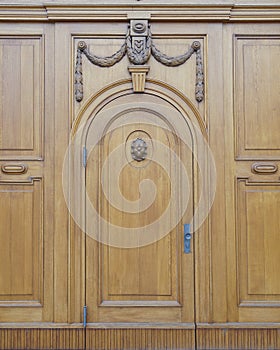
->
[
  {"left": 0, "top": 36, "right": 43, "bottom": 160},
  {"left": 236, "top": 180, "right": 280, "bottom": 307},
  {"left": 0, "top": 10, "right": 278, "bottom": 350},
  {"left": 0, "top": 23, "right": 54, "bottom": 323},
  {"left": 235, "top": 36, "right": 280, "bottom": 159},
  {"left": 224, "top": 24, "right": 280, "bottom": 326},
  {"left": 0, "top": 179, "right": 43, "bottom": 306}
]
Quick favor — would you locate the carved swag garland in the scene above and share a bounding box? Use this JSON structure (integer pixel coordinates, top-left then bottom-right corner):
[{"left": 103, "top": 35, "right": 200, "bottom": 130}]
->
[{"left": 74, "top": 23, "right": 204, "bottom": 102}]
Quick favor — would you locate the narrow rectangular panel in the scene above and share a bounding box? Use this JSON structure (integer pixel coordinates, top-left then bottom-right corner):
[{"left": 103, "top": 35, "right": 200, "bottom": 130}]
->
[
  {"left": 0, "top": 179, "right": 43, "bottom": 306},
  {"left": 235, "top": 36, "right": 280, "bottom": 159},
  {"left": 0, "top": 36, "right": 43, "bottom": 160},
  {"left": 236, "top": 180, "right": 280, "bottom": 306}
]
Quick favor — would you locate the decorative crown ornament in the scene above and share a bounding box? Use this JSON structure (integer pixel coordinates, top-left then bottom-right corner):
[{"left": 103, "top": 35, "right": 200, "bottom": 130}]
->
[{"left": 75, "top": 19, "right": 204, "bottom": 101}]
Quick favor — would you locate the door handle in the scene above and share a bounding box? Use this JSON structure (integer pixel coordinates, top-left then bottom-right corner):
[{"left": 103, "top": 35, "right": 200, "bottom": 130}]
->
[
  {"left": 1, "top": 163, "right": 27, "bottom": 174},
  {"left": 184, "top": 224, "right": 192, "bottom": 254}
]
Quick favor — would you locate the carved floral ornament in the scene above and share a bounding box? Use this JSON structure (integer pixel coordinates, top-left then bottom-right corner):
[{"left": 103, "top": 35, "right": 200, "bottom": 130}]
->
[
  {"left": 74, "top": 20, "right": 204, "bottom": 101},
  {"left": 131, "top": 138, "right": 147, "bottom": 162}
]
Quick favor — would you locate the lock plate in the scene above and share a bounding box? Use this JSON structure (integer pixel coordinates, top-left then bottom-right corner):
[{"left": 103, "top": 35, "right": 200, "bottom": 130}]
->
[{"left": 184, "top": 224, "right": 192, "bottom": 254}]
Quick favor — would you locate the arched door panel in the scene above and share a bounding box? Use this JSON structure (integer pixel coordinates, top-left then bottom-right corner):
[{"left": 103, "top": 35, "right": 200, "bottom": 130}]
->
[{"left": 84, "top": 93, "right": 195, "bottom": 324}]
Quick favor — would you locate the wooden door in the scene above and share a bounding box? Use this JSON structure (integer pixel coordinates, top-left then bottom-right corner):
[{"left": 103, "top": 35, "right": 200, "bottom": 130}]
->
[{"left": 84, "top": 92, "right": 195, "bottom": 345}]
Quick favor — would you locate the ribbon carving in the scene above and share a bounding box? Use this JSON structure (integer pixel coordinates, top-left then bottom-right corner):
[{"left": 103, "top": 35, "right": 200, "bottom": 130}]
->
[{"left": 75, "top": 20, "right": 204, "bottom": 102}]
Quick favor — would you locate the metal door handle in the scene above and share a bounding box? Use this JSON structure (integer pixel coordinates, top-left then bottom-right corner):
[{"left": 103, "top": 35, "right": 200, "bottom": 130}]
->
[{"left": 184, "top": 224, "right": 192, "bottom": 254}]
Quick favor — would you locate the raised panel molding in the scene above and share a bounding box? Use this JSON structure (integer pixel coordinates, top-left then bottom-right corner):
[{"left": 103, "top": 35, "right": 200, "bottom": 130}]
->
[
  {"left": 236, "top": 179, "right": 280, "bottom": 308},
  {"left": 234, "top": 35, "right": 280, "bottom": 160},
  {"left": 0, "top": 178, "right": 43, "bottom": 307},
  {"left": 0, "top": 36, "right": 43, "bottom": 160}
]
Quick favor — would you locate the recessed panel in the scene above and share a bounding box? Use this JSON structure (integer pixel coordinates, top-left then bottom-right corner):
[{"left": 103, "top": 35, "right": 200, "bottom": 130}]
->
[
  {"left": 0, "top": 179, "right": 43, "bottom": 306},
  {"left": 0, "top": 36, "right": 43, "bottom": 160},
  {"left": 236, "top": 180, "right": 280, "bottom": 306},
  {"left": 235, "top": 36, "right": 280, "bottom": 159},
  {"left": 96, "top": 119, "right": 178, "bottom": 303}
]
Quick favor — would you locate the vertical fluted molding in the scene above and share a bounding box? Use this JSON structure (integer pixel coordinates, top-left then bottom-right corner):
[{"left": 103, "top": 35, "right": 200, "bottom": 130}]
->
[
  {"left": 196, "top": 328, "right": 280, "bottom": 349},
  {"left": 86, "top": 328, "right": 195, "bottom": 349},
  {"left": 0, "top": 329, "right": 85, "bottom": 350},
  {"left": 1, "top": 328, "right": 279, "bottom": 349}
]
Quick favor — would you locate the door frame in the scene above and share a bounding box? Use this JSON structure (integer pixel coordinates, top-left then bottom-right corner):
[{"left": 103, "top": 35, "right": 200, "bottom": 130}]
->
[{"left": 67, "top": 78, "right": 212, "bottom": 335}]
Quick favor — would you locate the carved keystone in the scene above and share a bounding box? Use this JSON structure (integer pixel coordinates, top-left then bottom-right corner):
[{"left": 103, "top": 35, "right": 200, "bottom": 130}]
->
[{"left": 128, "top": 65, "right": 150, "bottom": 92}]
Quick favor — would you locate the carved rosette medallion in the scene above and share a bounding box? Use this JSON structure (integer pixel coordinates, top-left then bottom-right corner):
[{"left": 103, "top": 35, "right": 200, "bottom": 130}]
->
[{"left": 131, "top": 138, "right": 147, "bottom": 162}]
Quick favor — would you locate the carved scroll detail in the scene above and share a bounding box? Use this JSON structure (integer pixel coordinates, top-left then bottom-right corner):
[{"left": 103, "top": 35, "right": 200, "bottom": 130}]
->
[{"left": 74, "top": 21, "right": 204, "bottom": 103}]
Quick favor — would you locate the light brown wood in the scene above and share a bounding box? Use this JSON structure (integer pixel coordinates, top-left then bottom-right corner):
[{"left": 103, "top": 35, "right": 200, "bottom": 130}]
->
[
  {"left": 235, "top": 34, "right": 280, "bottom": 160},
  {"left": 0, "top": 23, "right": 54, "bottom": 323},
  {"left": 223, "top": 22, "right": 280, "bottom": 327},
  {"left": 85, "top": 93, "right": 195, "bottom": 324},
  {"left": 197, "top": 328, "right": 280, "bottom": 350},
  {"left": 0, "top": 36, "right": 42, "bottom": 159},
  {"left": 237, "top": 181, "right": 280, "bottom": 301},
  {"left": 0, "top": 1, "right": 280, "bottom": 22},
  {"left": 0, "top": 4, "right": 280, "bottom": 350},
  {"left": 0, "top": 328, "right": 84, "bottom": 350},
  {"left": 86, "top": 328, "right": 195, "bottom": 350},
  {"left": 0, "top": 180, "right": 42, "bottom": 304}
]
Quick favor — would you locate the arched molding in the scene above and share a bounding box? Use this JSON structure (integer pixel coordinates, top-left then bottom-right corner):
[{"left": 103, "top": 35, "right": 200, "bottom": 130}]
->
[{"left": 72, "top": 78, "right": 207, "bottom": 140}]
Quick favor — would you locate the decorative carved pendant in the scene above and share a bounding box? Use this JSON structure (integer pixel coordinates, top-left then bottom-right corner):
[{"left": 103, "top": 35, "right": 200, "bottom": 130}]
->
[
  {"left": 131, "top": 138, "right": 147, "bottom": 162},
  {"left": 74, "top": 19, "right": 204, "bottom": 102}
]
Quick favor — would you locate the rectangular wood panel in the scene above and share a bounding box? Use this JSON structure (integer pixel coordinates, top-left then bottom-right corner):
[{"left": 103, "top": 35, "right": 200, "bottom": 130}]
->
[
  {"left": 0, "top": 36, "right": 43, "bottom": 160},
  {"left": 236, "top": 180, "right": 280, "bottom": 307},
  {"left": 0, "top": 179, "right": 43, "bottom": 306},
  {"left": 107, "top": 238, "right": 172, "bottom": 297},
  {"left": 235, "top": 36, "right": 280, "bottom": 159}
]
